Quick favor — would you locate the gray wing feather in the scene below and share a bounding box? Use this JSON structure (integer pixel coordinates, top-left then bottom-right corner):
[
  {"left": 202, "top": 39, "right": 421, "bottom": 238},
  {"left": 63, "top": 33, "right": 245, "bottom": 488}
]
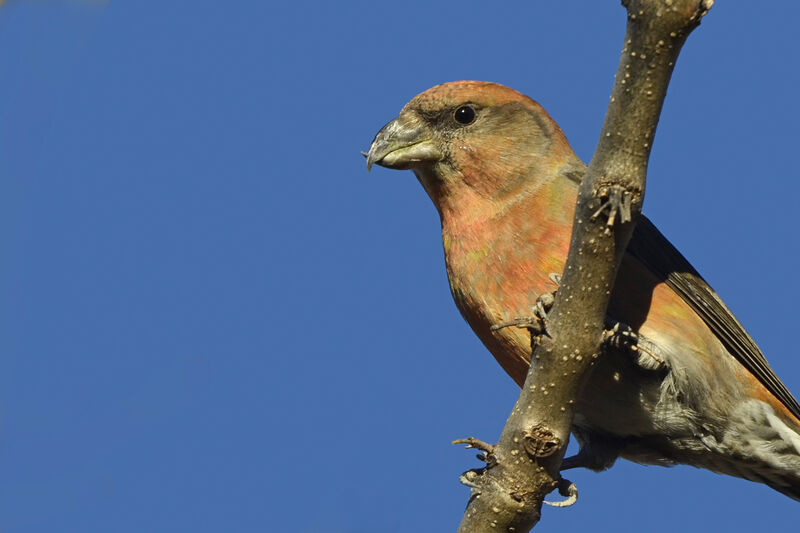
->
[{"left": 626, "top": 216, "right": 800, "bottom": 421}]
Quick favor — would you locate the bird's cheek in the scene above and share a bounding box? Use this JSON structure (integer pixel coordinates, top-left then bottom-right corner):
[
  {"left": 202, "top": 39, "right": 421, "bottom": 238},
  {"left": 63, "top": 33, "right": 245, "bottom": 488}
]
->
[
  {"left": 452, "top": 141, "right": 480, "bottom": 165},
  {"left": 450, "top": 142, "right": 481, "bottom": 176},
  {"left": 451, "top": 141, "right": 509, "bottom": 191}
]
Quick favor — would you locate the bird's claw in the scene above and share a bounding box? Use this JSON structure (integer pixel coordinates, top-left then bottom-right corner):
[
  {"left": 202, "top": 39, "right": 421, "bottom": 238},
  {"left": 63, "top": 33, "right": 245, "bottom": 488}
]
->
[
  {"left": 492, "top": 277, "right": 560, "bottom": 336},
  {"left": 458, "top": 469, "right": 483, "bottom": 489},
  {"left": 603, "top": 321, "right": 666, "bottom": 371},
  {"left": 535, "top": 294, "right": 554, "bottom": 324},
  {"left": 491, "top": 299, "right": 550, "bottom": 337},
  {"left": 454, "top": 437, "right": 498, "bottom": 469},
  {"left": 592, "top": 184, "right": 633, "bottom": 226},
  {"left": 544, "top": 478, "right": 578, "bottom": 508},
  {"left": 490, "top": 316, "right": 544, "bottom": 334},
  {"left": 452, "top": 437, "right": 496, "bottom": 455},
  {"left": 602, "top": 321, "right": 638, "bottom": 348}
]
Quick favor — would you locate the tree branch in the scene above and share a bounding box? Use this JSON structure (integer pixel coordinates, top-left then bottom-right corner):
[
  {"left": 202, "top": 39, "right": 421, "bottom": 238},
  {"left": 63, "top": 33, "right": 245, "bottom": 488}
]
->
[{"left": 456, "top": 1, "right": 713, "bottom": 531}]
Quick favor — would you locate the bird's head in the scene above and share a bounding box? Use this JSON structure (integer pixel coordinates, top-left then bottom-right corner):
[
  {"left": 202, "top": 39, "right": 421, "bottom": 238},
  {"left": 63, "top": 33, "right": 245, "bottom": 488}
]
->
[{"left": 366, "top": 81, "right": 582, "bottom": 216}]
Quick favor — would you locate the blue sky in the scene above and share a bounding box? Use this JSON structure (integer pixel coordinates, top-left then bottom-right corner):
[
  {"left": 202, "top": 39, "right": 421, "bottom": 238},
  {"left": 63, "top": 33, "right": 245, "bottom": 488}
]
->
[{"left": 2, "top": 1, "right": 799, "bottom": 531}]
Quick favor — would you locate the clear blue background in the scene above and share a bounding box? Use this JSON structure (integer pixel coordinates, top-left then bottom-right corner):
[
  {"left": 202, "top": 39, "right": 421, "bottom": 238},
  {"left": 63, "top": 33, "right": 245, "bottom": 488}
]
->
[{"left": 2, "top": 1, "right": 798, "bottom": 531}]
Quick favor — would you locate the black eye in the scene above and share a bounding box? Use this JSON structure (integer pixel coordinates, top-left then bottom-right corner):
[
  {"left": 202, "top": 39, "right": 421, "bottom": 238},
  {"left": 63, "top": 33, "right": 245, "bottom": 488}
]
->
[{"left": 454, "top": 105, "right": 476, "bottom": 125}]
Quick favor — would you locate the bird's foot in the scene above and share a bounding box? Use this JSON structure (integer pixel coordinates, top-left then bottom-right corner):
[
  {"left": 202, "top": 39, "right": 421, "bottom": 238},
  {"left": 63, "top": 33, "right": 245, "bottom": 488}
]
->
[
  {"left": 602, "top": 321, "right": 666, "bottom": 372},
  {"left": 490, "top": 316, "right": 545, "bottom": 335},
  {"left": 544, "top": 478, "right": 578, "bottom": 508},
  {"left": 533, "top": 273, "right": 563, "bottom": 328},
  {"left": 592, "top": 184, "right": 633, "bottom": 226},
  {"left": 491, "top": 296, "right": 550, "bottom": 337},
  {"left": 452, "top": 437, "right": 495, "bottom": 455},
  {"left": 602, "top": 321, "right": 638, "bottom": 350},
  {"left": 453, "top": 437, "right": 498, "bottom": 471},
  {"left": 491, "top": 274, "right": 561, "bottom": 337}
]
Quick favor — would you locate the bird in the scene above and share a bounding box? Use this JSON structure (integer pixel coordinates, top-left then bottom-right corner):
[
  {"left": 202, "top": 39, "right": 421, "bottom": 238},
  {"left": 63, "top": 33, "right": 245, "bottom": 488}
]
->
[{"left": 365, "top": 80, "right": 800, "bottom": 500}]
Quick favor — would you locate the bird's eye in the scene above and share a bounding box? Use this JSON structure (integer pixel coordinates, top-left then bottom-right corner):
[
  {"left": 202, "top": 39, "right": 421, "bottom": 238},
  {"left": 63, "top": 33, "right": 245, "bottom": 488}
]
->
[{"left": 454, "top": 105, "right": 476, "bottom": 125}]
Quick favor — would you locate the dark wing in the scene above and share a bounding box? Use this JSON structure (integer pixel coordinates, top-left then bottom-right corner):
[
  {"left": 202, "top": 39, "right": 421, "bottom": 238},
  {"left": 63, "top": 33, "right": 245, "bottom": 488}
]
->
[{"left": 627, "top": 215, "right": 800, "bottom": 420}]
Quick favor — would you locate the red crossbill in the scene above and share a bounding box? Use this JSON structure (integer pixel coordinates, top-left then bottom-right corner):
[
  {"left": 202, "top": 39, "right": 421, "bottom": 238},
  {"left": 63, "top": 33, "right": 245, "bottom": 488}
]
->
[{"left": 366, "top": 81, "right": 800, "bottom": 500}]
